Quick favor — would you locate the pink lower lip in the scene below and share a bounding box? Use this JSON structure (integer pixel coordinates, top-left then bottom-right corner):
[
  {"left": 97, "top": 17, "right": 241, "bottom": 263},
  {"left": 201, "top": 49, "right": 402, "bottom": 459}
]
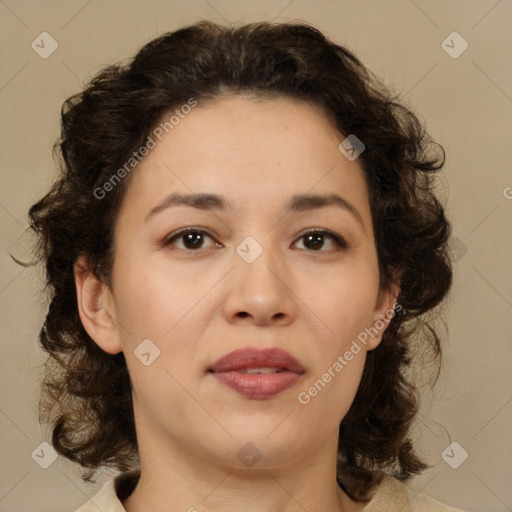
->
[{"left": 212, "top": 370, "right": 302, "bottom": 399}]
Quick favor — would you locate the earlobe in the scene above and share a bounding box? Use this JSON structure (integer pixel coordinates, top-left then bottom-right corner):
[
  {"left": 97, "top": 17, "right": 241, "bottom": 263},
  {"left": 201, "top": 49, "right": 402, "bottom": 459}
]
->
[{"left": 74, "top": 256, "right": 123, "bottom": 355}]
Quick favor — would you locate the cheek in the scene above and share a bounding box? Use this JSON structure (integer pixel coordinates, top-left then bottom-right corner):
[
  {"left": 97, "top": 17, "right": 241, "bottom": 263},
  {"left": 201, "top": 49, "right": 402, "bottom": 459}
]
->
[
  {"left": 111, "top": 253, "right": 212, "bottom": 342},
  {"left": 111, "top": 256, "right": 215, "bottom": 392},
  {"left": 296, "top": 352, "right": 366, "bottom": 421},
  {"left": 309, "top": 263, "right": 380, "bottom": 340},
  {"left": 298, "top": 262, "right": 379, "bottom": 410}
]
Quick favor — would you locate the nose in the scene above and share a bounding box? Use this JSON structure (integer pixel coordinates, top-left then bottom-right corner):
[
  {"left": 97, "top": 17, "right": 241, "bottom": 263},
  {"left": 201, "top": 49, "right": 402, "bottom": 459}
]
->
[{"left": 222, "top": 243, "right": 297, "bottom": 327}]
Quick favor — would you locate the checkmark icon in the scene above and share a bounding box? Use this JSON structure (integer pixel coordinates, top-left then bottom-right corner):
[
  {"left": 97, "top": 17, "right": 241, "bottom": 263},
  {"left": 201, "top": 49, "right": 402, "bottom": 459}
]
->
[
  {"left": 236, "top": 236, "right": 263, "bottom": 263},
  {"left": 31, "top": 441, "right": 58, "bottom": 469},
  {"left": 338, "top": 134, "right": 365, "bottom": 161},
  {"left": 134, "top": 339, "right": 160, "bottom": 366},
  {"left": 237, "top": 442, "right": 262, "bottom": 467},
  {"left": 441, "top": 441, "right": 468, "bottom": 469},
  {"left": 344, "top": 146, "right": 355, "bottom": 158},
  {"left": 31, "top": 31, "right": 58, "bottom": 59},
  {"left": 444, "top": 449, "right": 455, "bottom": 458},
  {"left": 441, "top": 32, "right": 468, "bottom": 59}
]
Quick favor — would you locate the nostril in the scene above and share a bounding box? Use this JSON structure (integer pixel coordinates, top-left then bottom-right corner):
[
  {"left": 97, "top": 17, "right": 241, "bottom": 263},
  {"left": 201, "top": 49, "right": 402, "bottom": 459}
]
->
[{"left": 237, "top": 311, "right": 250, "bottom": 318}]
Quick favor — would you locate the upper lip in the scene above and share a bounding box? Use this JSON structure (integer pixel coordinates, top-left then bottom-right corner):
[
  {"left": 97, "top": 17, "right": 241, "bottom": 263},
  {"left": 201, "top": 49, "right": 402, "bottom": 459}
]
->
[{"left": 209, "top": 347, "right": 305, "bottom": 374}]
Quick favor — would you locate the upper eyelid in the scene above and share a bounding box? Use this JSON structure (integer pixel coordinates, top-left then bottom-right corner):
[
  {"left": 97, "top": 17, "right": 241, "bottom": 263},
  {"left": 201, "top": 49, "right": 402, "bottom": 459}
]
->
[
  {"left": 294, "top": 229, "right": 347, "bottom": 249},
  {"left": 163, "top": 227, "right": 215, "bottom": 245},
  {"left": 164, "top": 227, "right": 346, "bottom": 248}
]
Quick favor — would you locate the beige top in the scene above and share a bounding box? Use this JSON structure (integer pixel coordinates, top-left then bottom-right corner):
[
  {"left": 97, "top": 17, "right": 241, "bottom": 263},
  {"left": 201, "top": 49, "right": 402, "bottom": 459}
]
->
[{"left": 74, "top": 470, "right": 467, "bottom": 512}]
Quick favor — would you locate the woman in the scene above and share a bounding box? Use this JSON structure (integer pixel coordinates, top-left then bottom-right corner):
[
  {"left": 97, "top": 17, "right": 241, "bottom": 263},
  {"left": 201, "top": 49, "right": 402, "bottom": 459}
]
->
[{"left": 28, "top": 20, "right": 466, "bottom": 511}]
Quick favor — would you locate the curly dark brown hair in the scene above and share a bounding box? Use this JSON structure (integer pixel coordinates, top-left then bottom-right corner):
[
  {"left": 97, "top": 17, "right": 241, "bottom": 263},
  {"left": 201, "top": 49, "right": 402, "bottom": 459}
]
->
[{"left": 27, "top": 20, "right": 452, "bottom": 500}]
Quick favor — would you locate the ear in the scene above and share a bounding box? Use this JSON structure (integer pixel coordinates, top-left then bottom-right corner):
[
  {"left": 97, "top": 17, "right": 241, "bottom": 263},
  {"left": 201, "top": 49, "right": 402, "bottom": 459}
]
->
[
  {"left": 74, "top": 255, "right": 123, "bottom": 355},
  {"left": 366, "top": 276, "right": 401, "bottom": 351}
]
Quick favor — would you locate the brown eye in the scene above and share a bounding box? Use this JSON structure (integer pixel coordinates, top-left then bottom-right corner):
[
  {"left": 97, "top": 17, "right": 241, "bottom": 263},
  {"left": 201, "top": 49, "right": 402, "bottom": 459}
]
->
[
  {"left": 294, "top": 229, "right": 347, "bottom": 252},
  {"left": 164, "top": 228, "right": 219, "bottom": 251}
]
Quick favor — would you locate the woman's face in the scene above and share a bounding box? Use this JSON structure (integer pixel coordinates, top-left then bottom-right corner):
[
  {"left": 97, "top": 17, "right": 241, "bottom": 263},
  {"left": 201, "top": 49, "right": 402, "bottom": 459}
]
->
[{"left": 87, "top": 95, "right": 396, "bottom": 469}]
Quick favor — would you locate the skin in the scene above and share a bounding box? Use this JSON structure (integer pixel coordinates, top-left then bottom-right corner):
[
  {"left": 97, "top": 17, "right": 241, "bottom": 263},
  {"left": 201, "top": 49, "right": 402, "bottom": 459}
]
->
[{"left": 75, "top": 95, "right": 399, "bottom": 512}]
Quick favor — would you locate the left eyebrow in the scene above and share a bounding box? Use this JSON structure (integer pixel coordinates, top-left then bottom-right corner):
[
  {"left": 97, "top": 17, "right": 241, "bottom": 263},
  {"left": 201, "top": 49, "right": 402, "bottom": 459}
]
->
[
  {"left": 287, "top": 193, "right": 365, "bottom": 231},
  {"left": 145, "top": 191, "right": 365, "bottom": 231}
]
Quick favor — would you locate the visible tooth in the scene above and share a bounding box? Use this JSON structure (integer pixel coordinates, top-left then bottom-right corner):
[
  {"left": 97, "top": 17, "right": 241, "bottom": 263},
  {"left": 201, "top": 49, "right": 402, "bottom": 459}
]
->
[{"left": 241, "top": 367, "right": 281, "bottom": 374}]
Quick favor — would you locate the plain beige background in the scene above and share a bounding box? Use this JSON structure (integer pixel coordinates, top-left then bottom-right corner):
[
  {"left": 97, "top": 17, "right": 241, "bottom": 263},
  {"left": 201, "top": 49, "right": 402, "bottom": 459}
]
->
[{"left": 1, "top": 1, "right": 511, "bottom": 511}]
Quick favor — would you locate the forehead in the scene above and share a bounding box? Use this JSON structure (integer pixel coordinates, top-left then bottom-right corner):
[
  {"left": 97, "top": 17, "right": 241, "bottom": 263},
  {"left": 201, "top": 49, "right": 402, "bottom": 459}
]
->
[{"left": 119, "top": 95, "right": 371, "bottom": 225}]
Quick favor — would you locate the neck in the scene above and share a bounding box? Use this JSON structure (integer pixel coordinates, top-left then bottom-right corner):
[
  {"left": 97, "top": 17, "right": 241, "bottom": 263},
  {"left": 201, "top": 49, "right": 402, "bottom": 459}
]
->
[{"left": 123, "top": 430, "right": 366, "bottom": 512}]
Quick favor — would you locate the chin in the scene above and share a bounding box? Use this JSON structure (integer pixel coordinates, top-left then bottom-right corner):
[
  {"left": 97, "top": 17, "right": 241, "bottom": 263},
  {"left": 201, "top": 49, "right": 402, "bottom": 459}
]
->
[{"left": 220, "top": 422, "right": 314, "bottom": 466}]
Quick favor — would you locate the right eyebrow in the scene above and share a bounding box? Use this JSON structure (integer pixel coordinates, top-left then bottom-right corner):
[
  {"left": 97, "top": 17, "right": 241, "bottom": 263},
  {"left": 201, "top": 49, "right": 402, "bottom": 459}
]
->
[{"left": 145, "top": 192, "right": 232, "bottom": 221}]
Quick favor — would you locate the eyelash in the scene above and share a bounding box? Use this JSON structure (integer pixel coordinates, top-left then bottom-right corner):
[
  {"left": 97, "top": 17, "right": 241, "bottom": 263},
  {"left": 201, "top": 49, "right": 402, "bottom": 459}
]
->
[{"left": 162, "top": 227, "right": 347, "bottom": 253}]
